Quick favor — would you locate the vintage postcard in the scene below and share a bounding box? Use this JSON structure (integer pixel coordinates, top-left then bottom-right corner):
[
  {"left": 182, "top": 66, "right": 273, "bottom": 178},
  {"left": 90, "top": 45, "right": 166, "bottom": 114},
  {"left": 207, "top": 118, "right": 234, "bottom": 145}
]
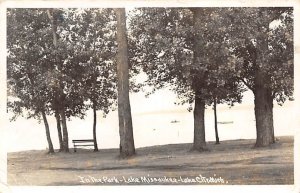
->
[{"left": 0, "top": 0, "right": 299, "bottom": 193}]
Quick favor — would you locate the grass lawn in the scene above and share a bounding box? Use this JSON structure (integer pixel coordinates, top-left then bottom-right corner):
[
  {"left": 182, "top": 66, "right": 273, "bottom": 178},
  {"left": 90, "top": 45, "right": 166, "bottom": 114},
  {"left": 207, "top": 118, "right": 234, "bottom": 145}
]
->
[{"left": 7, "top": 136, "right": 293, "bottom": 185}]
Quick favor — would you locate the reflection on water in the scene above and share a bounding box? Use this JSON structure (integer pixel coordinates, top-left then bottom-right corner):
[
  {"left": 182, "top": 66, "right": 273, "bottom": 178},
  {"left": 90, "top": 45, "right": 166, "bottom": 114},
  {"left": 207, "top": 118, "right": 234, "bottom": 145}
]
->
[{"left": 6, "top": 101, "right": 295, "bottom": 152}]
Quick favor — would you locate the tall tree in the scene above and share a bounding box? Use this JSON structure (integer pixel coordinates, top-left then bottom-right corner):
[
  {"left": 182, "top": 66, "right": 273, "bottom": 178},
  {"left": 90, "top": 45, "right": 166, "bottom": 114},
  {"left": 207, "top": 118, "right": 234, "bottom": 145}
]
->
[
  {"left": 190, "top": 8, "right": 206, "bottom": 150},
  {"left": 190, "top": 8, "right": 246, "bottom": 148},
  {"left": 115, "top": 8, "right": 135, "bottom": 157},
  {"left": 47, "top": 9, "right": 69, "bottom": 152},
  {"left": 65, "top": 8, "right": 118, "bottom": 152},
  {"left": 129, "top": 8, "right": 245, "bottom": 151},
  {"left": 231, "top": 8, "right": 294, "bottom": 147},
  {"left": 7, "top": 9, "right": 55, "bottom": 153},
  {"left": 204, "top": 62, "right": 245, "bottom": 144}
]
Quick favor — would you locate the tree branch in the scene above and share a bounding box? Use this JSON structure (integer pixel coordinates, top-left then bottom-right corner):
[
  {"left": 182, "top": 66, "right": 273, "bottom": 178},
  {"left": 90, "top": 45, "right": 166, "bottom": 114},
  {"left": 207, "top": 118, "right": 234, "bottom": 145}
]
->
[
  {"left": 239, "top": 77, "right": 254, "bottom": 91},
  {"left": 46, "top": 9, "right": 53, "bottom": 22},
  {"left": 271, "top": 90, "right": 276, "bottom": 99}
]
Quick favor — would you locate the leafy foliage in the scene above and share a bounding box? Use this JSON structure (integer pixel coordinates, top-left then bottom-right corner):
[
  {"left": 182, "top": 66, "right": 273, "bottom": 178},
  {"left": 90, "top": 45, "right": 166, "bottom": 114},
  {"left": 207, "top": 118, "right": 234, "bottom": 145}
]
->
[
  {"left": 129, "top": 8, "right": 245, "bottom": 109},
  {"left": 7, "top": 8, "right": 118, "bottom": 122},
  {"left": 231, "top": 7, "right": 294, "bottom": 104},
  {"left": 7, "top": 9, "right": 53, "bottom": 120}
]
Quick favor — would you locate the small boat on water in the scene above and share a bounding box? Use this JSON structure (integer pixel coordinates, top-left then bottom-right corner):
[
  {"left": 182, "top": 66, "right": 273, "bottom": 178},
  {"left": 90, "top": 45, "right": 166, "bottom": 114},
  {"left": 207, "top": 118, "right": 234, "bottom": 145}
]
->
[{"left": 171, "top": 120, "right": 180, "bottom": 123}]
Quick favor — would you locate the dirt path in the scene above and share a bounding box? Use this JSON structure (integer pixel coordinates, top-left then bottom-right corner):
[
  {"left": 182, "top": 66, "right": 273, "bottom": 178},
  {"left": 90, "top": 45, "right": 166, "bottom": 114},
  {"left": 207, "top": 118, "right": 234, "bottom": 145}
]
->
[{"left": 7, "top": 136, "right": 293, "bottom": 185}]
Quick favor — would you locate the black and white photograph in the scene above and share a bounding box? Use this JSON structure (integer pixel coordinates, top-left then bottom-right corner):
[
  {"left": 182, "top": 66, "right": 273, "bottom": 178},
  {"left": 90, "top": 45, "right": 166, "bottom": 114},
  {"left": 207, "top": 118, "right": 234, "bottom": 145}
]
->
[{"left": 0, "top": 0, "right": 299, "bottom": 192}]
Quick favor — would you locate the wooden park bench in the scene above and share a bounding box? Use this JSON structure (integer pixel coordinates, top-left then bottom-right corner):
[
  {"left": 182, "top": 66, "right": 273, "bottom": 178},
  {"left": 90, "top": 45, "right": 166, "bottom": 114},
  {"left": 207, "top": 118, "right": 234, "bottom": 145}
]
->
[{"left": 72, "top": 139, "right": 95, "bottom": 152}]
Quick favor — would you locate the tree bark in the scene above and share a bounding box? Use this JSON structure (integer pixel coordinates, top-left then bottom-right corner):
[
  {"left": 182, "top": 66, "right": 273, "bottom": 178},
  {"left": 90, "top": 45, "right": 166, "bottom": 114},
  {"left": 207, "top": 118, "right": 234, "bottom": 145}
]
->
[
  {"left": 55, "top": 110, "right": 63, "bottom": 151},
  {"left": 193, "top": 95, "right": 207, "bottom": 151},
  {"left": 254, "top": 85, "right": 275, "bottom": 147},
  {"left": 41, "top": 110, "right": 54, "bottom": 153},
  {"left": 115, "top": 8, "right": 135, "bottom": 157},
  {"left": 60, "top": 107, "right": 69, "bottom": 152},
  {"left": 213, "top": 99, "right": 220, "bottom": 144},
  {"left": 93, "top": 101, "right": 99, "bottom": 152}
]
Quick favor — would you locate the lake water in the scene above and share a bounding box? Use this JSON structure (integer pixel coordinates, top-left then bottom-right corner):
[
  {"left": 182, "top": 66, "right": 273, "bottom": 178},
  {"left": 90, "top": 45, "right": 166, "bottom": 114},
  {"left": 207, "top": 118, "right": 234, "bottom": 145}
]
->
[{"left": 4, "top": 90, "right": 296, "bottom": 152}]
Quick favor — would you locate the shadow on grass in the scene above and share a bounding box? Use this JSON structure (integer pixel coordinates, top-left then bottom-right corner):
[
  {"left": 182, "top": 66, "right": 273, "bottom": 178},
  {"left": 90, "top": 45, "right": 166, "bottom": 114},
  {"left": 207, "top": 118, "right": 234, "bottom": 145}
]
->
[
  {"left": 41, "top": 155, "right": 279, "bottom": 172},
  {"left": 41, "top": 164, "right": 199, "bottom": 172}
]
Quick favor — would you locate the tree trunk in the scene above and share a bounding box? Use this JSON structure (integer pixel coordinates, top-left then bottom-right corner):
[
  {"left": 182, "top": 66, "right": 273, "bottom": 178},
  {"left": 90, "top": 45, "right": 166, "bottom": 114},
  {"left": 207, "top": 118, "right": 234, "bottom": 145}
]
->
[
  {"left": 115, "top": 8, "right": 135, "bottom": 157},
  {"left": 213, "top": 99, "right": 220, "bottom": 144},
  {"left": 253, "top": 10, "right": 275, "bottom": 147},
  {"left": 48, "top": 9, "right": 69, "bottom": 152},
  {"left": 190, "top": 8, "right": 208, "bottom": 152},
  {"left": 60, "top": 107, "right": 69, "bottom": 152},
  {"left": 193, "top": 95, "right": 207, "bottom": 151},
  {"left": 41, "top": 110, "right": 54, "bottom": 153},
  {"left": 55, "top": 110, "right": 63, "bottom": 151},
  {"left": 254, "top": 86, "right": 275, "bottom": 147},
  {"left": 93, "top": 101, "right": 99, "bottom": 152}
]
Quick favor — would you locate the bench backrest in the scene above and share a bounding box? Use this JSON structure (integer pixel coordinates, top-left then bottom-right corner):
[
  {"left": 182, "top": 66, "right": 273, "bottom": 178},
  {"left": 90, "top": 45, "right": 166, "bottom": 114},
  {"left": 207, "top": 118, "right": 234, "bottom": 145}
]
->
[{"left": 72, "top": 140, "right": 94, "bottom": 143}]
